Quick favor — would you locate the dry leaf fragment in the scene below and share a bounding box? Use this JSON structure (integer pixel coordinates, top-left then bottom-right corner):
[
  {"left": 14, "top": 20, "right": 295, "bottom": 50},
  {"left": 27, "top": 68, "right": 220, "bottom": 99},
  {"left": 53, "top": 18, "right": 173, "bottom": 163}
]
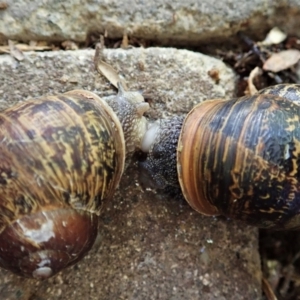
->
[
  {"left": 14, "top": 43, "right": 51, "bottom": 51},
  {"left": 121, "top": 30, "right": 129, "bottom": 49},
  {"left": 263, "top": 49, "right": 300, "bottom": 72},
  {"left": 0, "top": 42, "right": 51, "bottom": 54},
  {"left": 248, "top": 67, "right": 263, "bottom": 95},
  {"left": 0, "top": 46, "right": 9, "bottom": 54},
  {"left": 261, "top": 27, "right": 287, "bottom": 45},
  {"left": 262, "top": 278, "right": 278, "bottom": 300},
  {"left": 207, "top": 68, "right": 220, "bottom": 83},
  {"left": 8, "top": 40, "right": 24, "bottom": 61},
  {"left": 61, "top": 40, "right": 79, "bottom": 50},
  {"left": 35, "top": 41, "right": 50, "bottom": 47},
  {"left": 0, "top": 2, "right": 8, "bottom": 10},
  {"left": 94, "top": 43, "right": 128, "bottom": 90}
]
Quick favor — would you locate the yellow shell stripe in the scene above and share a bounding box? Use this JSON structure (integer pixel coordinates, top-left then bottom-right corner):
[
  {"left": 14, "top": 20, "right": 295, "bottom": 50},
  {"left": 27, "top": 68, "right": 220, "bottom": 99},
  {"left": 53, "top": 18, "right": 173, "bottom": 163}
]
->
[
  {"left": 0, "top": 91, "right": 125, "bottom": 233},
  {"left": 178, "top": 89, "right": 300, "bottom": 228}
]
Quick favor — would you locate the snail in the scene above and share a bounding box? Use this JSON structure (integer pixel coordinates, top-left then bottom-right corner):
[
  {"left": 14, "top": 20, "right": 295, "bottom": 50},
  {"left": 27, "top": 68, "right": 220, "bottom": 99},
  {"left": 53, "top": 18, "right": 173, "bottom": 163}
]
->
[
  {"left": 139, "top": 83, "right": 300, "bottom": 230},
  {"left": 0, "top": 84, "right": 149, "bottom": 279},
  {"left": 2, "top": 63, "right": 299, "bottom": 280}
]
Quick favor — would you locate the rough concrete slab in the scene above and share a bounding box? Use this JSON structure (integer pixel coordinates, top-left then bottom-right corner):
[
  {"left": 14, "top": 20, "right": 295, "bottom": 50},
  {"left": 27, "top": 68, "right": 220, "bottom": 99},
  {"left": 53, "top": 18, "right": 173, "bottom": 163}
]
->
[
  {"left": 0, "top": 0, "right": 300, "bottom": 45},
  {"left": 0, "top": 48, "right": 261, "bottom": 299}
]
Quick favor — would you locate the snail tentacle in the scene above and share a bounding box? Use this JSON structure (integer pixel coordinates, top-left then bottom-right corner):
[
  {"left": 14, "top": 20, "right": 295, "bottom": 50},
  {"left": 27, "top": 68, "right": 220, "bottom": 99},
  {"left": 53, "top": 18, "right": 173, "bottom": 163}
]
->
[{"left": 104, "top": 82, "right": 149, "bottom": 156}]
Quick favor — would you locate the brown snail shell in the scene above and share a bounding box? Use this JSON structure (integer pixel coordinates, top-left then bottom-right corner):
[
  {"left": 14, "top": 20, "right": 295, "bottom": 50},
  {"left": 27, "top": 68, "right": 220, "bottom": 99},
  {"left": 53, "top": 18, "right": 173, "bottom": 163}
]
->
[
  {"left": 0, "top": 90, "right": 126, "bottom": 279},
  {"left": 178, "top": 84, "right": 300, "bottom": 229},
  {"left": 140, "top": 84, "right": 300, "bottom": 229}
]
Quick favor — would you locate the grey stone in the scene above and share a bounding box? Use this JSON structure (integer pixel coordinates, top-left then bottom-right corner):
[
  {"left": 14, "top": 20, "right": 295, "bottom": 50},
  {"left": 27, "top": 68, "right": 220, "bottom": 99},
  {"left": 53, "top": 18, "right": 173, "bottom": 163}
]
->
[
  {"left": 0, "top": 0, "right": 300, "bottom": 45},
  {"left": 0, "top": 48, "right": 261, "bottom": 299}
]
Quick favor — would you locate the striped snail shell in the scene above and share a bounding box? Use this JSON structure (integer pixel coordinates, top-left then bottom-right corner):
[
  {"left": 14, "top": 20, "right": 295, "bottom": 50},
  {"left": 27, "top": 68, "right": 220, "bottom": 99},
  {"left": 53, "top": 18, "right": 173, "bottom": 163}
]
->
[
  {"left": 0, "top": 84, "right": 148, "bottom": 279},
  {"left": 139, "top": 84, "right": 300, "bottom": 230}
]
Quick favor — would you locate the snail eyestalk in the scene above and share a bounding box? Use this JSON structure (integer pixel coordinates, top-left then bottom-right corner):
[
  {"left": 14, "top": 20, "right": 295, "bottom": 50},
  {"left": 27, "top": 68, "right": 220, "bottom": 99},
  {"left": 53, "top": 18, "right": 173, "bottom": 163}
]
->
[
  {"left": 94, "top": 44, "right": 149, "bottom": 156},
  {"left": 104, "top": 82, "right": 150, "bottom": 157}
]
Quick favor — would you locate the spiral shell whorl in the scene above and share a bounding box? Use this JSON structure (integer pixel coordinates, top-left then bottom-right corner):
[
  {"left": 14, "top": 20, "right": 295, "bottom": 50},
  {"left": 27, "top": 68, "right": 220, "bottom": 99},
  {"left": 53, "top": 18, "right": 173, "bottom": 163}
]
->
[
  {"left": 257, "top": 83, "right": 300, "bottom": 104},
  {"left": 105, "top": 84, "right": 149, "bottom": 157},
  {"left": 0, "top": 208, "right": 98, "bottom": 279},
  {"left": 0, "top": 90, "right": 125, "bottom": 277},
  {"left": 177, "top": 91, "right": 300, "bottom": 229}
]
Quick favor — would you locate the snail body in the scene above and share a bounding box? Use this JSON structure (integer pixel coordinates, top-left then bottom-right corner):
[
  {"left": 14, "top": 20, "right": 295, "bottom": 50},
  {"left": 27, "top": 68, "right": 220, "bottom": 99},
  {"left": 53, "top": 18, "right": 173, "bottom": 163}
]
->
[
  {"left": 140, "top": 84, "right": 300, "bottom": 230},
  {"left": 0, "top": 86, "right": 148, "bottom": 279}
]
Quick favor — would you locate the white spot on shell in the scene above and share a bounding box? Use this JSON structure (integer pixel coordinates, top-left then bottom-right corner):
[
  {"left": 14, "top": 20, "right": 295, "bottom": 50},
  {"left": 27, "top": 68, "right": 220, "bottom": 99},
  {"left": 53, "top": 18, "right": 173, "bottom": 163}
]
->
[
  {"left": 284, "top": 144, "right": 290, "bottom": 160},
  {"left": 32, "top": 266, "right": 53, "bottom": 279},
  {"left": 37, "top": 252, "right": 51, "bottom": 267},
  {"left": 17, "top": 214, "right": 55, "bottom": 243}
]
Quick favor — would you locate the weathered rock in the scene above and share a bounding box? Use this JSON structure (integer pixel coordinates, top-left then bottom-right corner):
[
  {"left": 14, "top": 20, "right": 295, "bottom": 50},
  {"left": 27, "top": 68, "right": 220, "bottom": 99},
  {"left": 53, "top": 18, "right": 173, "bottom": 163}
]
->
[
  {"left": 0, "top": 0, "right": 300, "bottom": 45},
  {"left": 0, "top": 48, "right": 261, "bottom": 299}
]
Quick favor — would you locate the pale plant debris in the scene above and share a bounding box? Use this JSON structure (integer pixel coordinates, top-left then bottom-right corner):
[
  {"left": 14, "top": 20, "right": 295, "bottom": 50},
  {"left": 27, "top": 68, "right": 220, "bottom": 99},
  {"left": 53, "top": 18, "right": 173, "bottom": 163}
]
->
[
  {"left": 217, "top": 28, "right": 300, "bottom": 96},
  {"left": 263, "top": 49, "right": 300, "bottom": 73},
  {"left": 207, "top": 68, "right": 220, "bottom": 84},
  {"left": 260, "top": 27, "right": 287, "bottom": 46},
  {"left": 260, "top": 230, "right": 300, "bottom": 300},
  {"left": 121, "top": 29, "right": 129, "bottom": 49},
  {"left": 61, "top": 40, "right": 79, "bottom": 50},
  {"left": 247, "top": 66, "right": 263, "bottom": 95},
  {"left": 8, "top": 40, "right": 24, "bottom": 61},
  {"left": 262, "top": 277, "right": 278, "bottom": 300},
  {"left": 266, "top": 260, "right": 281, "bottom": 291},
  {"left": 116, "top": 29, "right": 146, "bottom": 49},
  {"left": 0, "top": 40, "right": 52, "bottom": 56},
  {"left": 0, "top": 39, "right": 80, "bottom": 57},
  {"left": 0, "top": 2, "right": 8, "bottom": 10},
  {"left": 94, "top": 41, "right": 128, "bottom": 90}
]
